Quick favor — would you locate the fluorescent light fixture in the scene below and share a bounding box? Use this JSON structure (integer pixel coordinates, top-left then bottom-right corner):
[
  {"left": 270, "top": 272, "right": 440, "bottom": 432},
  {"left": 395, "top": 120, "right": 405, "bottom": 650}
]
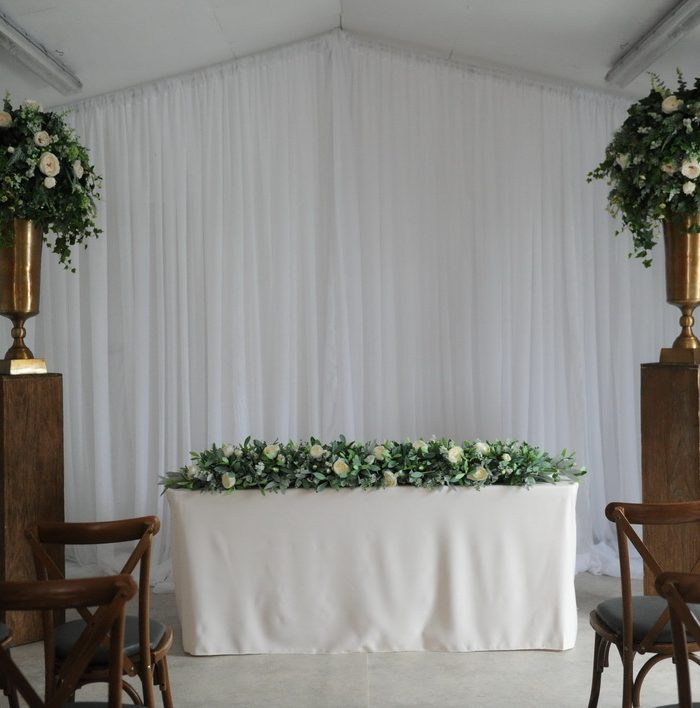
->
[
  {"left": 0, "top": 9, "right": 82, "bottom": 94},
  {"left": 606, "top": 0, "right": 700, "bottom": 88}
]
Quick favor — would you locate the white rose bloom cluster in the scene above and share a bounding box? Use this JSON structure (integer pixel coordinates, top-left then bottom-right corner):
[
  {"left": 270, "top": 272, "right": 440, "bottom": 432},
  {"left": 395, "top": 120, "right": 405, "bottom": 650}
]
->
[
  {"left": 263, "top": 444, "right": 279, "bottom": 460},
  {"left": 383, "top": 470, "right": 398, "bottom": 487},
  {"left": 309, "top": 444, "right": 325, "bottom": 459},
  {"left": 412, "top": 439, "right": 428, "bottom": 453},
  {"left": 33, "top": 131, "right": 50, "bottom": 147},
  {"left": 447, "top": 446, "right": 464, "bottom": 464},
  {"left": 373, "top": 445, "right": 387, "bottom": 461},
  {"left": 661, "top": 95, "right": 683, "bottom": 113},
  {"left": 39, "top": 152, "right": 60, "bottom": 178},
  {"left": 221, "top": 443, "right": 235, "bottom": 458},
  {"left": 332, "top": 458, "right": 350, "bottom": 477},
  {"left": 474, "top": 441, "right": 490, "bottom": 456}
]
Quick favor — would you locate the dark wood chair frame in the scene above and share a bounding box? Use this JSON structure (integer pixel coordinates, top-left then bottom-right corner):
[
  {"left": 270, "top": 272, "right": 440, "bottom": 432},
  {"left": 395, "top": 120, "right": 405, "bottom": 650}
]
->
[
  {"left": 0, "top": 575, "right": 136, "bottom": 708},
  {"left": 656, "top": 571, "right": 700, "bottom": 708},
  {"left": 0, "top": 622, "right": 19, "bottom": 708},
  {"left": 26, "top": 516, "right": 174, "bottom": 708},
  {"left": 588, "top": 500, "right": 700, "bottom": 708}
]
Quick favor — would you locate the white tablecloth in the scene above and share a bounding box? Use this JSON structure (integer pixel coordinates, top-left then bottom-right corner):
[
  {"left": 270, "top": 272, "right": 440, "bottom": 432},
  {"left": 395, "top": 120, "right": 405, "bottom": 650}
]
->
[{"left": 167, "top": 483, "right": 578, "bottom": 655}]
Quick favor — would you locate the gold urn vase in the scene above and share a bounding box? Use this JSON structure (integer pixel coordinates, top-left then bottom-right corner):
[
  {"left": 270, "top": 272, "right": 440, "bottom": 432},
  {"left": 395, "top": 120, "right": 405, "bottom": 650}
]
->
[
  {"left": 0, "top": 219, "right": 47, "bottom": 374},
  {"left": 660, "top": 214, "right": 700, "bottom": 364}
]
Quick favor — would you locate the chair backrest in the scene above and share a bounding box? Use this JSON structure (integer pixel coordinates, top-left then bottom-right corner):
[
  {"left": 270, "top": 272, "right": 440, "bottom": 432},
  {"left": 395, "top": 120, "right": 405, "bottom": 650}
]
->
[
  {"left": 25, "top": 516, "right": 160, "bottom": 679},
  {"left": 655, "top": 571, "right": 700, "bottom": 708},
  {"left": 0, "top": 575, "right": 136, "bottom": 708},
  {"left": 605, "top": 500, "right": 700, "bottom": 653}
]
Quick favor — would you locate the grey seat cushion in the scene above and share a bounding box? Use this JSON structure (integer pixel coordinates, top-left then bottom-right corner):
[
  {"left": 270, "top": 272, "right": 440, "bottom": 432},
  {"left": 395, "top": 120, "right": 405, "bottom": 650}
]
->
[
  {"left": 597, "top": 595, "right": 700, "bottom": 644},
  {"left": 55, "top": 615, "right": 167, "bottom": 665}
]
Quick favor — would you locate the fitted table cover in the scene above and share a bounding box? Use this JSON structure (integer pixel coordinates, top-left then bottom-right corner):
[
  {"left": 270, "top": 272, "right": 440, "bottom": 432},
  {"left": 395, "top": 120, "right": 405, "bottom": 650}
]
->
[{"left": 167, "top": 483, "right": 578, "bottom": 655}]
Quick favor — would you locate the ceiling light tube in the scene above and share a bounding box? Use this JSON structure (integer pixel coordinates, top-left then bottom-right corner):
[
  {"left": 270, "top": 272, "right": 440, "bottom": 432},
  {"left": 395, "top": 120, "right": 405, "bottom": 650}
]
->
[
  {"left": 606, "top": 0, "right": 700, "bottom": 88},
  {"left": 0, "top": 9, "right": 82, "bottom": 94}
]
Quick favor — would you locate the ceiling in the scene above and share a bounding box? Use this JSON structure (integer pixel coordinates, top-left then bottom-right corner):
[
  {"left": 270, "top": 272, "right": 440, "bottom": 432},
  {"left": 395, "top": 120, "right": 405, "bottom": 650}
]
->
[{"left": 0, "top": 0, "right": 699, "bottom": 108}]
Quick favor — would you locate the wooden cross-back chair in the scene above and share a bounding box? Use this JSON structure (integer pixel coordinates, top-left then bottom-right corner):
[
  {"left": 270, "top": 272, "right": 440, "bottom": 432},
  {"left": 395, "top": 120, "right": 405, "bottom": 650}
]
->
[
  {"left": 0, "top": 622, "right": 19, "bottom": 708},
  {"left": 655, "top": 571, "right": 700, "bottom": 708},
  {"left": 588, "top": 500, "right": 700, "bottom": 708},
  {"left": 0, "top": 575, "right": 136, "bottom": 708},
  {"left": 26, "top": 516, "right": 174, "bottom": 708}
]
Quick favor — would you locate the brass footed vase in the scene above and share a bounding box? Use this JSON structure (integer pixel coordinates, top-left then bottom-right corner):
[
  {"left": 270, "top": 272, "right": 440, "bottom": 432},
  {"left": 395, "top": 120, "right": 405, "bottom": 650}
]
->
[
  {"left": 0, "top": 219, "right": 47, "bottom": 373},
  {"left": 660, "top": 214, "right": 700, "bottom": 364}
]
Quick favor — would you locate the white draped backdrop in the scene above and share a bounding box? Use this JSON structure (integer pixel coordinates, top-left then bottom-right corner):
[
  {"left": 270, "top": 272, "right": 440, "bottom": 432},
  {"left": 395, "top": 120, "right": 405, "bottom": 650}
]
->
[{"left": 13, "top": 31, "right": 674, "bottom": 579}]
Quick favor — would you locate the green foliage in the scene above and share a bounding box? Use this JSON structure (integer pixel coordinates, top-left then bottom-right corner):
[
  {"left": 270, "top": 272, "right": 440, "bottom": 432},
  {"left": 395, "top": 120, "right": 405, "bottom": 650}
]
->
[
  {"left": 0, "top": 95, "right": 102, "bottom": 270},
  {"left": 588, "top": 73, "right": 700, "bottom": 267},
  {"left": 161, "top": 436, "right": 586, "bottom": 494}
]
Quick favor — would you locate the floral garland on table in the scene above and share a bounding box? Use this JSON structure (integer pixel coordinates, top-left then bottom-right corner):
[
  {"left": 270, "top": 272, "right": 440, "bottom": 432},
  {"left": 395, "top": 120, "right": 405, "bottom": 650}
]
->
[{"left": 161, "top": 437, "right": 586, "bottom": 494}]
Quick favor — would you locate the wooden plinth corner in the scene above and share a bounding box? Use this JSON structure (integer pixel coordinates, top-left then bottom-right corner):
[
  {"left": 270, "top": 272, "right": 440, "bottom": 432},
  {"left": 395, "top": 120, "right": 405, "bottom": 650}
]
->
[
  {"left": 641, "top": 363, "right": 700, "bottom": 595},
  {"left": 0, "top": 373, "right": 64, "bottom": 643}
]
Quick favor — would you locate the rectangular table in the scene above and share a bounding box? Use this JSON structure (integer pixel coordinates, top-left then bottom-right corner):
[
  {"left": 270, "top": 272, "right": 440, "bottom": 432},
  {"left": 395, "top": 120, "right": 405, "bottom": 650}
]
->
[{"left": 167, "top": 483, "right": 578, "bottom": 655}]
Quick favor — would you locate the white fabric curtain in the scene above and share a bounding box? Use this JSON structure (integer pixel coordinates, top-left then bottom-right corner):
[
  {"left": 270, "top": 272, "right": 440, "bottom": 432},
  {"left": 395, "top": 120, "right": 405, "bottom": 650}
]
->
[{"left": 17, "top": 30, "right": 673, "bottom": 578}]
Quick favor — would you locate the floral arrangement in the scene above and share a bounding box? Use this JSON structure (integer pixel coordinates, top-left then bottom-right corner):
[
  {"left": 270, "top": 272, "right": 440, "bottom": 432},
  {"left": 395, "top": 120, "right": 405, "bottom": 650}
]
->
[
  {"left": 0, "top": 95, "right": 101, "bottom": 270},
  {"left": 588, "top": 72, "right": 700, "bottom": 267},
  {"left": 162, "top": 436, "right": 586, "bottom": 494}
]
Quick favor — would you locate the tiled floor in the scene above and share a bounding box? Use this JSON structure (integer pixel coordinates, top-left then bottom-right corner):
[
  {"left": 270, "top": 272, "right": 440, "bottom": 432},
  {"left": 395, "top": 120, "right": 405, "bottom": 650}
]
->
[{"left": 7, "top": 573, "right": 694, "bottom": 707}]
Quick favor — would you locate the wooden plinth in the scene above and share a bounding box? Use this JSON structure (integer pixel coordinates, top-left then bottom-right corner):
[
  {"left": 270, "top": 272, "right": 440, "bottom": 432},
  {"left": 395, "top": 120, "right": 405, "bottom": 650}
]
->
[
  {"left": 641, "top": 363, "right": 700, "bottom": 594},
  {"left": 0, "top": 373, "right": 64, "bottom": 643}
]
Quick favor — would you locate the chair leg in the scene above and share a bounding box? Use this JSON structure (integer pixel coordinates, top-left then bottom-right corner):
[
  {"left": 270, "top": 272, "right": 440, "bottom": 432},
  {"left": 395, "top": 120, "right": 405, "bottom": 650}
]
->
[
  {"left": 3, "top": 679, "right": 19, "bottom": 708},
  {"left": 154, "top": 657, "right": 174, "bottom": 708},
  {"left": 622, "top": 648, "right": 636, "bottom": 708},
  {"left": 588, "top": 632, "right": 609, "bottom": 708},
  {"left": 141, "top": 663, "right": 156, "bottom": 708},
  {"left": 632, "top": 654, "right": 668, "bottom": 707}
]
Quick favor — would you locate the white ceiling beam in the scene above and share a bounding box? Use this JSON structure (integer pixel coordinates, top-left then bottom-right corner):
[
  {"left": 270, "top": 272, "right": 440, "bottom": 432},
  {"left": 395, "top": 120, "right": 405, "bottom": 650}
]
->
[
  {"left": 0, "top": 9, "right": 82, "bottom": 94},
  {"left": 606, "top": 0, "right": 700, "bottom": 88}
]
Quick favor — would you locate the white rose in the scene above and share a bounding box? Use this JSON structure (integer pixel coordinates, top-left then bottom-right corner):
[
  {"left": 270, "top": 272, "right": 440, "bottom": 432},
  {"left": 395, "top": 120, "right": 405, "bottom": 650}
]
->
[
  {"left": 474, "top": 441, "right": 490, "bottom": 456},
  {"left": 221, "top": 472, "right": 235, "bottom": 489},
  {"left": 33, "top": 131, "right": 50, "bottom": 147},
  {"left": 373, "top": 445, "right": 386, "bottom": 460},
  {"left": 263, "top": 444, "right": 279, "bottom": 460},
  {"left": 447, "top": 446, "right": 464, "bottom": 464},
  {"left": 0, "top": 112, "right": 12, "bottom": 128},
  {"left": 501, "top": 453, "right": 512, "bottom": 462},
  {"left": 662, "top": 95, "right": 683, "bottom": 114},
  {"left": 72, "top": 160, "right": 84, "bottom": 179},
  {"left": 43, "top": 177, "right": 56, "bottom": 189},
  {"left": 383, "top": 470, "right": 398, "bottom": 487},
  {"left": 467, "top": 465, "right": 489, "bottom": 482},
  {"left": 23, "top": 99, "right": 42, "bottom": 111},
  {"left": 221, "top": 443, "right": 235, "bottom": 458},
  {"left": 7, "top": 147, "right": 14, "bottom": 153},
  {"left": 38, "top": 152, "right": 60, "bottom": 177},
  {"left": 661, "top": 162, "right": 677, "bottom": 175},
  {"left": 682, "top": 159, "right": 700, "bottom": 179},
  {"left": 412, "top": 439, "right": 428, "bottom": 452},
  {"left": 683, "top": 181, "right": 697, "bottom": 195},
  {"left": 309, "top": 443, "right": 324, "bottom": 459},
  {"left": 185, "top": 464, "right": 198, "bottom": 480},
  {"left": 233, "top": 447, "right": 243, "bottom": 458},
  {"left": 332, "top": 458, "right": 350, "bottom": 477}
]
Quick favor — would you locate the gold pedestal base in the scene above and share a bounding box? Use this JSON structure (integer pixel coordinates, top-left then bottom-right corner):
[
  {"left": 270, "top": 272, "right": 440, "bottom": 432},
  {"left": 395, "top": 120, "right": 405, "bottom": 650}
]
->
[
  {"left": 660, "top": 347, "right": 700, "bottom": 364},
  {"left": 0, "top": 359, "right": 47, "bottom": 375}
]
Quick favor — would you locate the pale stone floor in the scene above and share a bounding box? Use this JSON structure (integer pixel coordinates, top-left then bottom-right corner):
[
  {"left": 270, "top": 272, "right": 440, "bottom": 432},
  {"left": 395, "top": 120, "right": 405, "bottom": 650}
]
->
[{"left": 7, "top": 573, "right": 696, "bottom": 707}]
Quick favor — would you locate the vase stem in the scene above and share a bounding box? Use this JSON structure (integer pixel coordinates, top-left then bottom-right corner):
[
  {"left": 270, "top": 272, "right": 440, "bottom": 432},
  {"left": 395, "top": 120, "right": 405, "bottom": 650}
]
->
[
  {"left": 5, "top": 317, "right": 34, "bottom": 359},
  {"left": 672, "top": 305, "right": 700, "bottom": 349}
]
